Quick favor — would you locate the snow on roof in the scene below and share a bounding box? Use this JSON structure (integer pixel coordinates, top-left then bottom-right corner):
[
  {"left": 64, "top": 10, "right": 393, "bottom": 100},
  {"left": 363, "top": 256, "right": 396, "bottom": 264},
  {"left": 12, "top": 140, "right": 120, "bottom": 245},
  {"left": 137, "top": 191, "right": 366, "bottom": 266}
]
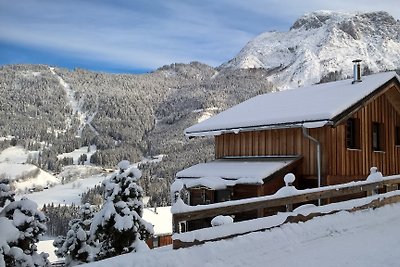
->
[
  {"left": 142, "top": 206, "right": 172, "bottom": 235},
  {"left": 185, "top": 71, "right": 399, "bottom": 136},
  {"left": 176, "top": 157, "right": 298, "bottom": 189}
]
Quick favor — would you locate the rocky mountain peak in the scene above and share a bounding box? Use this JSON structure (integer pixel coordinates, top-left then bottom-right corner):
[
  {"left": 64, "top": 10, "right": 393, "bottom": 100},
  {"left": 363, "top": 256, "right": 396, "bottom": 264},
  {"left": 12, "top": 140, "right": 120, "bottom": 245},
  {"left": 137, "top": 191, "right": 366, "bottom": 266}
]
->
[{"left": 221, "top": 11, "right": 400, "bottom": 89}]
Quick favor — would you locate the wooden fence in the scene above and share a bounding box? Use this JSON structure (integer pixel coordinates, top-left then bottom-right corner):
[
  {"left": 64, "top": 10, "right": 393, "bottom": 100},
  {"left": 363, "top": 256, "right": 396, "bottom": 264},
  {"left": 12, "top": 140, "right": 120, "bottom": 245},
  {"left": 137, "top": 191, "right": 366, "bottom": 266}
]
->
[
  {"left": 172, "top": 173, "right": 400, "bottom": 248},
  {"left": 146, "top": 234, "right": 173, "bottom": 249}
]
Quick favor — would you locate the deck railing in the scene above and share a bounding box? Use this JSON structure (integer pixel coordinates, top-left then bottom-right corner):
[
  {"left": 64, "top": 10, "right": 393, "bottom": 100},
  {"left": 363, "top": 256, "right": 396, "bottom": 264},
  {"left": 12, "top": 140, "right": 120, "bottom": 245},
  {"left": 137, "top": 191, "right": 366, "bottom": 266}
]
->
[{"left": 172, "top": 170, "right": 400, "bottom": 235}]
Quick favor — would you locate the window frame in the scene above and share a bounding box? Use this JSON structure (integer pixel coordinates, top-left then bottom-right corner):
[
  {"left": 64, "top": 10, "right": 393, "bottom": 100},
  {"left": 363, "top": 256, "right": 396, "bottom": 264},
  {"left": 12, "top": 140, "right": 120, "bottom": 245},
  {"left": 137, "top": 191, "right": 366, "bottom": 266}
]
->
[
  {"left": 346, "top": 118, "right": 361, "bottom": 149},
  {"left": 214, "top": 189, "right": 231, "bottom": 203},
  {"left": 372, "top": 122, "right": 385, "bottom": 151},
  {"left": 395, "top": 126, "right": 400, "bottom": 146}
]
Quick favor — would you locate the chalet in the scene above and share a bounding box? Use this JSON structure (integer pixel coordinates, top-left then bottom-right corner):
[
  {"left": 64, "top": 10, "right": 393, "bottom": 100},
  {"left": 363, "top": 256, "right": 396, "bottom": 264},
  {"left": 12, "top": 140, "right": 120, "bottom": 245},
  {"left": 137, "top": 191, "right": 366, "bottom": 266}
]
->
[{"left": 175, "top": 64, "right": 400, "bottom": 230}]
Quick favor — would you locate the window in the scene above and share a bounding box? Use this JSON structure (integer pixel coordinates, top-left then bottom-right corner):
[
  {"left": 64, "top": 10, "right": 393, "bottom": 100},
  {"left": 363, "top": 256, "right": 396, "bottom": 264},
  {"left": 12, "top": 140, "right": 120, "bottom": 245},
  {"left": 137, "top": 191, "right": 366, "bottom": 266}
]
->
[
  {"left": 215, "top": 189, "right": 231, "bottom": 202},
  {"left": 372, "top": 122, "right": 384, "bottom": 151},
  {"left": 346, "top": 118, "right": 360, "bottom": 149},
  {"left": 396, "top": 127, "right": 400, "bottom": 146},
  {"left": 394, "top": 126, "right": 400, "bottom": 146}
]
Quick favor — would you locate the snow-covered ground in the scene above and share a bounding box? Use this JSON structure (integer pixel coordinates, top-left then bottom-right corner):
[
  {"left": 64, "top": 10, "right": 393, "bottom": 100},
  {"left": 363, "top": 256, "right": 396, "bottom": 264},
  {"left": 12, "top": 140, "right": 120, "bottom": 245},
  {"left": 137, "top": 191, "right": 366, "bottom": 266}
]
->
[
  {"left": 0, "top": 146, "right": 32, "bottom": 163},
  {"left": 36, "top": 239, "right": 61, "bottom": 264},
  {"left": 0, "top": 146, "right": 59, "bottom": 192},
  {"left": 57, "top": 145, "right": 97, "bottom": 165},
  {"left": 25, "top": 173, "right": 105, "bottom": 207},
  {"left": 80, "top": 201, "right": 400, "bottom": 267}
]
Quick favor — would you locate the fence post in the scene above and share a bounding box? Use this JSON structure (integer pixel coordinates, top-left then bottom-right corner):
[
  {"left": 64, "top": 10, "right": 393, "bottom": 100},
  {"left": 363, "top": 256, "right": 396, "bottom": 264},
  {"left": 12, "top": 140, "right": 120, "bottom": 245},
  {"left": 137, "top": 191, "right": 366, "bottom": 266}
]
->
[
  {"left": 283, "top": 173, "right": 296, "bottom": 212},
  {"left": 171, "top": 180, "right": 184, "bottom": 234},
  {"left": 366, "top": 167, "right": 383, "bottom": 195}
]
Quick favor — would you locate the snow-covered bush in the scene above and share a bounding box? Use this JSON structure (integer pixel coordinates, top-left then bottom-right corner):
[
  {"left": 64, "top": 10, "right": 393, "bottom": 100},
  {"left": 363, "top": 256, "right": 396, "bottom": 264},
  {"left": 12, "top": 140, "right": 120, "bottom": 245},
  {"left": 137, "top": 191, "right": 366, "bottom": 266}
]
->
[
  {"left": 0, "top": 197, "right": 49, "bottom": 267},
  {"left": 54, "top": 203, "right": 95, "bottom": 266},
  {"left": 90, "top": 161, "right": 154, "bottom": 261}
]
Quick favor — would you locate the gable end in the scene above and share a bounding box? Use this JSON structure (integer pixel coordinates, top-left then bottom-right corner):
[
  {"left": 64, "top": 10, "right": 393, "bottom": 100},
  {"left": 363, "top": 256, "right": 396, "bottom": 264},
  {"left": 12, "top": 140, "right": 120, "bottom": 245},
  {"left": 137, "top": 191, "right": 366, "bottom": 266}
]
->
[{"left": 331, "top": 77, "right": 400, "bottom": 127}]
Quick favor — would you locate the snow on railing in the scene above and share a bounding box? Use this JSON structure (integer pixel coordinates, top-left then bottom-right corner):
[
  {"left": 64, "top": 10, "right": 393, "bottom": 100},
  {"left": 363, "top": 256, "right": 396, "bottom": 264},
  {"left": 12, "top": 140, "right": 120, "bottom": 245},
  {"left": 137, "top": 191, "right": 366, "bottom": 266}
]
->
[{"left": 172, "top": 167, "right": 400, "bottom": 235}]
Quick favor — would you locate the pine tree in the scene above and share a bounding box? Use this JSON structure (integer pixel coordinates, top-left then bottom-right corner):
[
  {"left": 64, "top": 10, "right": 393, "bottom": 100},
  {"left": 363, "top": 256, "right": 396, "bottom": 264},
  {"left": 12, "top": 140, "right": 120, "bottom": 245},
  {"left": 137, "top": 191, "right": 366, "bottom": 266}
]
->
[
  {"left": 54, "top": 203, "right": 95, "bottom": 266},
  {"left": 0, "top": 197, "right": 49, "bottom": 267},
  {"left": 0, "top": 179, "right": 15, "bottom": 207},
  {"left": 90, "top": 160, "right": 154, "bottom": 261}
]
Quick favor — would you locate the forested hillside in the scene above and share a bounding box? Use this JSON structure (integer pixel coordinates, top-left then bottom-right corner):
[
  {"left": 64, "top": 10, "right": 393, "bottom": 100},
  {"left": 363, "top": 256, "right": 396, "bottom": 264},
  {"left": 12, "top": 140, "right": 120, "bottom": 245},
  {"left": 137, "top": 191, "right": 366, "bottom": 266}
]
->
[{"left": 0, "top": 63, "right": 275, "bottom": 205}]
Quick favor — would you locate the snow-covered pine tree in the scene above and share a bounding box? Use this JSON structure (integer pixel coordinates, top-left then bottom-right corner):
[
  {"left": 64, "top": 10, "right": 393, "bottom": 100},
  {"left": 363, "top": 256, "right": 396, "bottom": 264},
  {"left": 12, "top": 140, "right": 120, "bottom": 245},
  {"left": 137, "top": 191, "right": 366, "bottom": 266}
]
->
[
  {"left": 0, "top": 179, "right": 15, "bottom": 208},
  {"left": 54, "top": 203, "right": 95, "bottom": 266},
  {"left": 0, "top": 178, "right": 18, "bottom": 267},
  {"left": 90, "top": 160, "right": 154, "bottom": 261},
  {"left": 0, "top": 197, "right": 49, "bottom": 267}
]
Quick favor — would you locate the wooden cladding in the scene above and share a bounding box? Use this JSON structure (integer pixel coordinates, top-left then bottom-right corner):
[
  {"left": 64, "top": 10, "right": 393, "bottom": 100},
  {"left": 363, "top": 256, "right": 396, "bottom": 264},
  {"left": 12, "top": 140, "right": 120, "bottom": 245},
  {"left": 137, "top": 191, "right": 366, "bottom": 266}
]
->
[
  {"left": 215, "top": 88, "right": 400, "bottom": 184},
  {"left": 215, "top": 127, "right": 323, "bottom": 178}
]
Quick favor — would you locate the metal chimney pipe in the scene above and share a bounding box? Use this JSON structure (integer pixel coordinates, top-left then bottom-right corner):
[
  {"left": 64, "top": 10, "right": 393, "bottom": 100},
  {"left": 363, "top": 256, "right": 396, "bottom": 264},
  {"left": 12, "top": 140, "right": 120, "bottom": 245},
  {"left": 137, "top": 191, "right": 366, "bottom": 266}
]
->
[{"left": 352, "top": 59, "right": 362, "bottom": 84}]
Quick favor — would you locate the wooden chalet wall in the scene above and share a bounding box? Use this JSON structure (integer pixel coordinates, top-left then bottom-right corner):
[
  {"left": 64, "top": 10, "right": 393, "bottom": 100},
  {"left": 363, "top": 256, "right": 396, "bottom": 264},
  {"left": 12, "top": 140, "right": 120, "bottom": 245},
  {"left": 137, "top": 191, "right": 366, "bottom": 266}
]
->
[
  {"left": 215, "top": 84, "right": 400, "bottom": 186},
  {"left": 327, "top": 86, "right": 400, "bottom": 183}
]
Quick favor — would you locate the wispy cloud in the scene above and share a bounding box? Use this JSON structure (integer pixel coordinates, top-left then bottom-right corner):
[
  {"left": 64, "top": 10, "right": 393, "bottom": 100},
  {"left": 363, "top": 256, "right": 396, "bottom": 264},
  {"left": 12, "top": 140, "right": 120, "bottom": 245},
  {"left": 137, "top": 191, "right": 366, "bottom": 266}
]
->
[{"left": 0, "top": 0, "right": 399, "bottom": 71}]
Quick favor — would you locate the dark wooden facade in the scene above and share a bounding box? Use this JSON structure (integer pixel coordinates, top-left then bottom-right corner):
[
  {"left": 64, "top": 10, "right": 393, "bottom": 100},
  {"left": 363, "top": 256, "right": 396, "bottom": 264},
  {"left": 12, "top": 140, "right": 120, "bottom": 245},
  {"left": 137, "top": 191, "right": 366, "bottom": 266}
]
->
[{"left": 214, "top": 82, "right": 400, "bottom": 187}]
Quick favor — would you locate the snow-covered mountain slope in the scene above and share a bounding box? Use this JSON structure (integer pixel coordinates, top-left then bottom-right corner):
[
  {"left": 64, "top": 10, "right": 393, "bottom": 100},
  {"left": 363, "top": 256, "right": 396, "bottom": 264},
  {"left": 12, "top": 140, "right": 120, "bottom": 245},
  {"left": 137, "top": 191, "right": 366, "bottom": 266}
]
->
[
  {"left": 49, "top": 67, "right": 99, "bottom": 137},
  {"left": 221, "top": 11, "right": 400, "bottom": 89}
]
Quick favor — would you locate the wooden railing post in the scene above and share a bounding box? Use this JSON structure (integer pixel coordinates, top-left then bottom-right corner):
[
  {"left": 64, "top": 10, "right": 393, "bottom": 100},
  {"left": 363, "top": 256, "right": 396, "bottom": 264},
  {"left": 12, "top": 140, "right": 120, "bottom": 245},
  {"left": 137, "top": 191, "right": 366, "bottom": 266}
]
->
[
  {"left": 366, "top": 167, "right": 383, "bottom": 195},
  {"left": 171, "top": 180, "right": 185, "bottom": 234},
  {"left": 283, "top": 173, "right": 296, "bottom": 212}
]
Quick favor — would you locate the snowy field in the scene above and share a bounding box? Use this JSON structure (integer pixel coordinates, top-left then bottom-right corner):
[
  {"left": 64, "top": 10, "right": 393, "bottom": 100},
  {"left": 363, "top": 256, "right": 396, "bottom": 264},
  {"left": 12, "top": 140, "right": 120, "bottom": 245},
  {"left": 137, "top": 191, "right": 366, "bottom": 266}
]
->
[
  {"left": 25, "top": 174, "right": 105, "bottom": 207},
  {"left": 81, "top": 202, "right": 400, "bottom": 267},
  {"left": 0, "top": 146, "right": 59, "bottom": 191},
  {"left": 57, "top": 145, "right": 97, "bottom": 165}
]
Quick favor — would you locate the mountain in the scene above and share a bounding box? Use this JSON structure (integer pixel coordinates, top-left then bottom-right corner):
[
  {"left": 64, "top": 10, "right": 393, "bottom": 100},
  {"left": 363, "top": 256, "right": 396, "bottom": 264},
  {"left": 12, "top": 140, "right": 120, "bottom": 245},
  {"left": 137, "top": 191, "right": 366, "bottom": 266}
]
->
[
  {"left": 221, "top": 11, "right": 400, "bottom": 89},
  {"left": 0, "top": 63, "right": 274, "bottom": 205}
]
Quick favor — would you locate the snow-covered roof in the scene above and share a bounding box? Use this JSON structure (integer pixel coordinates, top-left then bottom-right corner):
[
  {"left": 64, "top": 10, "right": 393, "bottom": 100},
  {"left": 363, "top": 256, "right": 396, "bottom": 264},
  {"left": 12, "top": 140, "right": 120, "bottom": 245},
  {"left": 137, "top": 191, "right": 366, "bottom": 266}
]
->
[
  {"left": 185, "top": 72, "right": 400, "bottom": 137},
  {"left": 176, "top": 157, "right": 299, "bottom": 190}
]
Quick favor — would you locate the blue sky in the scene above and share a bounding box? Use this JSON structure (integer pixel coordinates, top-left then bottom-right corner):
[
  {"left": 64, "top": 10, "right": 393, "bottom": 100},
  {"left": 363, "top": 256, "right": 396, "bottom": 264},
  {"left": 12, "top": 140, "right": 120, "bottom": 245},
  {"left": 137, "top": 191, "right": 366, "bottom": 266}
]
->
[{"left": 1, "top": 0, "right": 399, "bottom": 73}]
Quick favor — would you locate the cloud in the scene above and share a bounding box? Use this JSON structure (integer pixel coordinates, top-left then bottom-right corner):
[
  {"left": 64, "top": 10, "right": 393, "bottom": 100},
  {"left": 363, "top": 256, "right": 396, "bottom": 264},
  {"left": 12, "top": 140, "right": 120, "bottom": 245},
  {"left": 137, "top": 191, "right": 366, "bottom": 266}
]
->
[
  {"left": 0, "top": 0, "right": 255, "bottom": 69},
  {"left": 0, "top": 0, "right": 399, "bottom": 71}
]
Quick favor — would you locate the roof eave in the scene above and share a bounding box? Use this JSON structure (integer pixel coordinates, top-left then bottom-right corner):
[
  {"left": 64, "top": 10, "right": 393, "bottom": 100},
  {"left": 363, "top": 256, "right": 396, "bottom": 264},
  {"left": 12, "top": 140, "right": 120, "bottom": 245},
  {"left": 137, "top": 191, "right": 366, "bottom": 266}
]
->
[{"left": 185, "top": 119, "right": 333, "bottom": 138}]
